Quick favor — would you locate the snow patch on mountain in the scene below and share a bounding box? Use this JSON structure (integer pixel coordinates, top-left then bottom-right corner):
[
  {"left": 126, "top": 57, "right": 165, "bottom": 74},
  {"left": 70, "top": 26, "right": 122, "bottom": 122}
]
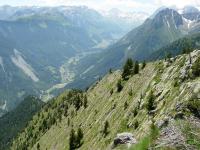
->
[
  {"left": 164, "top": 16, "right": 170, "bottom": 28},
  {"left": 0, "top": 56, "right": 5, "bottom": 73},
  {"left": 182, "top": 17, "right": 196, "bottom": 29},
  {"left": 0, "top": 100, "right": 7, "bottom": 111},
  {"left": 11, "top": 49, "right": 39, "bottom": 82}
]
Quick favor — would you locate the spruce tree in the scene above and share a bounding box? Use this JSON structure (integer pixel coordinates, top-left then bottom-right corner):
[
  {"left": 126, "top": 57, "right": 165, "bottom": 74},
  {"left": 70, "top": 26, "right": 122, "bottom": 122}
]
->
[
  {"left": 103, "top": 121, "right": 109, "bottom": 137},
  {"left": 146, "top": 91, "right": 155, "bottom": 112},
  {"left": 74, "top": 95, "right": 82, "bottom": 110},
  {"left": 134, "top": 61, "right": 139, "bottom": 74},
  {"left": 69, "top": 129, "right": 76, "bottom": 150},
  {"left": 109, "top": 68, "right": 113, "bottom": 74},
  {"left": 117, "top": 79, "right": 123, "bottom": 92},
  {"left": 122, "top": 58, "right": 134, "bottom": 80},
  {"left": 36, "top": 143, "right": 40, "bottom": 150},
  {"left": 76, "top": 128, "right": 84, "bottom": 147},
  {"left": 142, "top": 60, "right": 146, "bottom": 69},
  {"left": 83, "top": 95, "right": 88, "bottom": 108}
]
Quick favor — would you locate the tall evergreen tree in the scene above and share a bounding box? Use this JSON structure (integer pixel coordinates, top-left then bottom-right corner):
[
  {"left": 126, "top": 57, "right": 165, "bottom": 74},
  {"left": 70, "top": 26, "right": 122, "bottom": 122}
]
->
[
  {"left": 76, "top": 128, "right": 84, "bottom": 147},
  {"left": 134, "top": 61, "right": 139, "bottom": 74},
  {"left": 103, "top": 121, "right": 109, "bottom": 137},
  {"left": 69, "top": 129, "right": 76, "bottom": 150},
  {"left": 74, "top": 95, "right": 82, "bottom": 110},
  {"left": 146, "top": 91, "right": 155, "bottom": 112},
  {"left": 83, "top": 95, "right": 88, "bottom": 108},
  {"left": 122, "top": 58, "right": 134, "bottom": 80},
  {"left": 117, "top": 79, "right": 123, "bottom": 92},
  {"left": 36, "top": 143, "right": 40, "bottom": 150},
  {"left": 142, "top": 60, "right": 146, "bottom": 69}
]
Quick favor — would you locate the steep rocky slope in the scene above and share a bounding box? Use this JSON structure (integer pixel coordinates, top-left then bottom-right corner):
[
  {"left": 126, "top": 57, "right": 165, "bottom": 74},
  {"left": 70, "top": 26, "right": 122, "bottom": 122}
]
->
[{"left": 11, "top": 50, "right": 200, "bottom": 150}]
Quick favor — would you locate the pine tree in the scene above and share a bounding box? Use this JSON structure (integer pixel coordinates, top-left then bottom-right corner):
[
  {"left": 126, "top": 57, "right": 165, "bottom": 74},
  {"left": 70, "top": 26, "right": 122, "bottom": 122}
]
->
[
  {"left": 142, "top": 60, "right": 146, "bottom": 69},
  {"left": 122, "top": 58, "right": 134, "bottom": 80},
  {"left": 189, "top": 53, "right": 192, "bottom": 64},
  {"left": 74, "top": 95, "right": 82, "bottom": 110},
  {"left": 134, "top": 61, "right": 139, "bottom": 74},
  {"left": 166, "top": 52, "right": 172, "bottom": 59},
  {"left": 134, "top": 120, "right": 139, "bottom": 129},
  {"left": 103, "top": 121, "right": 109, "bottom": 137},
  {"left": 83, "top": 95, "right": 88, "bottom": 108},
  {"left": 69, "top": 129, "right": 76, "bottom": 150},
  {"left": 117, "top": 79, "right": 123, "bottom": 92},
  {"left": 146, "top": 91, "right": 155, "bottom": 112},
  {"left": 76, "top": 128, "right": 84, "bottom": 147},
  {"left": 109, "top": 68, "right": 113, "bottom": 74},
  {"left": 36, "top": 143, "right": 40, "bottom": 150}
]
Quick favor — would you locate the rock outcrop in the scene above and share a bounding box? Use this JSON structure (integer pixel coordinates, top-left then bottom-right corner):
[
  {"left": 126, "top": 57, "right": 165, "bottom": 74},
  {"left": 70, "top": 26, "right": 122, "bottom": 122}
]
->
[{"left": 113, "top": 132, "right": 137, "bottom": 147}]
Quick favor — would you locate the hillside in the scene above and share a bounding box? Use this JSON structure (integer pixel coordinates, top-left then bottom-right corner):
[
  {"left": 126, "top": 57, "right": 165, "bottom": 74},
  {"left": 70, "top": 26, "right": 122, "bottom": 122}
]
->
[
  {"left": 0, "top": 96, "right": 44, "bottom": 150},
  {"left": 11, "top": 50, "right": 200, "bottom": 150},
  {"left": 149, "top": 33, "right": 200, "bottom": 60}
]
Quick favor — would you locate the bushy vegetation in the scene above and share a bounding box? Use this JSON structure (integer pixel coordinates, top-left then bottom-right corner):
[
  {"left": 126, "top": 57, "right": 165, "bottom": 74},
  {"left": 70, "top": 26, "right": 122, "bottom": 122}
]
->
[{"left": 11, "top": 90, "right": 87, "bottom": 150}]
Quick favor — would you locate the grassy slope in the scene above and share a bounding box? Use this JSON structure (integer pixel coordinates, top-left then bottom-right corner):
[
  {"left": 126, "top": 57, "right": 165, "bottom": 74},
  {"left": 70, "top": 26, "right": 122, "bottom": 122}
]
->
[{"left": 12, "top": 50, "right": 200, "bottom": 150}]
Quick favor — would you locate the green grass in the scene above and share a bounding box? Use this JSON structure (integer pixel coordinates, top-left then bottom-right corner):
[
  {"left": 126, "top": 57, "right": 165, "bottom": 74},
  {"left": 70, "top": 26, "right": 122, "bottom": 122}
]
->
[{"left": 10, "top": 52, "right": 200, "bottom": 150}]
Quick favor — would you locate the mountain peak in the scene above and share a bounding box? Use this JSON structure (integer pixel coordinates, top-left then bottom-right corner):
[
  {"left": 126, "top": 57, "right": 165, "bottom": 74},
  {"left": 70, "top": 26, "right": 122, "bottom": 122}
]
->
[
  {"left": 183, "top": 6, "right": 199, "bottom": 14},
  {"left": 155, "top": 8, "right": 178, "bottom": 17},
  {"left": 152, "top": 8, "right": 183, "bottom": 28},
  {"left": 181, "top": 6, "right": 200, "bottom": 21}
]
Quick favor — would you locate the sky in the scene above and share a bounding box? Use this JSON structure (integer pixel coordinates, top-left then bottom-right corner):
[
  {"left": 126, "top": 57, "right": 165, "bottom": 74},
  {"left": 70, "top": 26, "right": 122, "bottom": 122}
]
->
[{"left": 0, "top": 0, "right": 200, "bottom": 13}]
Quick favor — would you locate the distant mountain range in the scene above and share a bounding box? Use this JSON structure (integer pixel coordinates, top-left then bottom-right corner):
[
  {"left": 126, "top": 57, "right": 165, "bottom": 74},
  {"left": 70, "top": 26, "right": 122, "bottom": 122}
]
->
[
  {"left": 75, "top": 6, "right": 200, "bottom": 82},
  {"left": 101, "top": 8, "right": 149, "bottom": 32},
  {"left": 0, "top": 5, "right": 200, "bottom": 116},
  {"left": 0, "top": 5, "right": 140, "bottom": 114}
]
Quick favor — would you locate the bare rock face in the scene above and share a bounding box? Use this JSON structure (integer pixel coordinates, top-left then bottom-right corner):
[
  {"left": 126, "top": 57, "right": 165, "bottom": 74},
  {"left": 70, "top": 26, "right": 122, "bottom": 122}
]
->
[{"left": 113, "top": 132, "right": 137, "bottom": 147}]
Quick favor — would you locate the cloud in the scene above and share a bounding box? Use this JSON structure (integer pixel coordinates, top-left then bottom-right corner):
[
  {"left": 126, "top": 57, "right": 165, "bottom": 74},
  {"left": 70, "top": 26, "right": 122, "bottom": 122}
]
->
[
  {"left": 154, "top": 0, "right": 200, "bottom": 8},
  {"left": 1, "top": 0, "right": 200, "bottom": 13},
  {"left": 37, "top": 0, "right": 156, "bottom": 12},
  {"left": 38, "top": 0, "right": 200, "bottom": 13}
]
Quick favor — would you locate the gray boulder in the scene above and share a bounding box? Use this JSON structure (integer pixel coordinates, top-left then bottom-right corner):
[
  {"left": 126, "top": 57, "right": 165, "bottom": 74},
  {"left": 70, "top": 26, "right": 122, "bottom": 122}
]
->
[{"left": 113, "top": 132, "right": 137, "bottom": 146}]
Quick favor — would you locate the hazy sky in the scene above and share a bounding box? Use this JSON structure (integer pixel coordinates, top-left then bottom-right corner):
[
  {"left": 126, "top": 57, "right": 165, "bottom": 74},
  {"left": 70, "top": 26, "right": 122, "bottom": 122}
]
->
[{"left": 0, "top": 0, "right": 200, "bottom": 13}]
